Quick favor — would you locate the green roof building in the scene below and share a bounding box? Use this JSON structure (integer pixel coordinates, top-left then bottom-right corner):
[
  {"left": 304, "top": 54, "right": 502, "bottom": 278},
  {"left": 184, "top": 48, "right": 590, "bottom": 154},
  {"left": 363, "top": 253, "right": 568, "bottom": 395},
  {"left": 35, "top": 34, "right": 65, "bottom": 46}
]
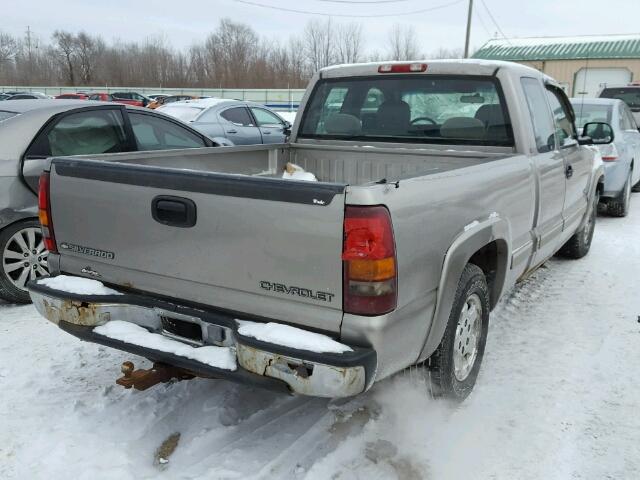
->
[{"left": 473, "top": 34, "right": 640, "bottom": 97}]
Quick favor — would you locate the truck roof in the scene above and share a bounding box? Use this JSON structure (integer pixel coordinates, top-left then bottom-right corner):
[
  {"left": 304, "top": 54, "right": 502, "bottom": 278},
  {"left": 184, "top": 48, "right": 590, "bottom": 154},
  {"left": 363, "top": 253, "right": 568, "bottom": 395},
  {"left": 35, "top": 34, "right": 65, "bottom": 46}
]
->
[{"left": 319, "top": 59, "right": 544, "bottom": 79}]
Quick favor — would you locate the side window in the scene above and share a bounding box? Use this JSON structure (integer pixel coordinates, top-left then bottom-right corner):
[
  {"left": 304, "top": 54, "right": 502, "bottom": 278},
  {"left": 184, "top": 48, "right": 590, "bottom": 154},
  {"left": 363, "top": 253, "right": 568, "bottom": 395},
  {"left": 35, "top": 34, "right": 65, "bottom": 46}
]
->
[
  {"left": 26, "top": 109, "right": 128, "bottom": 157},
  {"left": 545, "top": 87, "right": 576, "bottom": 147},
  {"left": 129, "top": 112, "right": 206, "bottom": 151},
  {"left": 220, "top": 107, "right": 255, "bottom": 126},
  {"left": 521, "top": 77, "right": 556, "bottom": 152},
  {"left": 250, "top": 108, "right": 283, "bottom": 127},
  {"left": 88, "top": 94, "right": 99, "bottom": 101}
]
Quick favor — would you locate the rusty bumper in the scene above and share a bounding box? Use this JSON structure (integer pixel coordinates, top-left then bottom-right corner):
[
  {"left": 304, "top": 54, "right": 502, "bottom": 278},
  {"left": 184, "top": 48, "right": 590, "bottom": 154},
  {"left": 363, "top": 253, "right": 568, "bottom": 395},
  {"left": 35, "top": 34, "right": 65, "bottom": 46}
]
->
[{"left": 28, "top": 279, "right": 376, "bottom": 398}]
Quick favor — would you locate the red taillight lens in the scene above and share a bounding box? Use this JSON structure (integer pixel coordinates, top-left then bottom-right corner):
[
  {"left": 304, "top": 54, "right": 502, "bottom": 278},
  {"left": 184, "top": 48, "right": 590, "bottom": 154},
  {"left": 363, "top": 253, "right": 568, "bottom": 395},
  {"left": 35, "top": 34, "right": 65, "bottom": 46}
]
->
[
  {"left": 378, "top": 63, "right": 427, "bottom": 74},
  {"left": 38, "top": 172, "right": 57, "bottom": 253},
  {"left": 342, "top": 206, "right": 397, "bottom": 316}
]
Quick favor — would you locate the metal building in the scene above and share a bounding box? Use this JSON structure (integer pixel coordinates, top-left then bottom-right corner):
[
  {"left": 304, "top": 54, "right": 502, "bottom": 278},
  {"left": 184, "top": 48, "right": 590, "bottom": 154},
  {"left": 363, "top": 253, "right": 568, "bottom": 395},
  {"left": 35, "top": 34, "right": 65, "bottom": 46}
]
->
[{"left": 473, "top": 34, "right": 640, "bottom": 97}]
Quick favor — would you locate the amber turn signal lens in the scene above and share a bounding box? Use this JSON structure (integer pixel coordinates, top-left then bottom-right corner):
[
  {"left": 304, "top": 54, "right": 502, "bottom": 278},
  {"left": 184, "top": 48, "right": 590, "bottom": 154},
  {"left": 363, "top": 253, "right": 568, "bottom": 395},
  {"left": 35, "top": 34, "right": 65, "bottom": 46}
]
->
[
  {"left": 38, "top": 209, "right": 48, "bottom": 226},
  {"left": 347, "top": 257, "right": 395, "bottom": 282}
]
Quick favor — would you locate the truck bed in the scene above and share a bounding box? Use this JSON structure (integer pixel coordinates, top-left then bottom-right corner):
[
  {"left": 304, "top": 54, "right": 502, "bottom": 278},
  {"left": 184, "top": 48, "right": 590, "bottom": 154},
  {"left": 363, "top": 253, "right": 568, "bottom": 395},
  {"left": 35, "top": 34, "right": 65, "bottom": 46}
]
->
[{"left": 83, "top": 143, "right": 512, "bottom": 186}]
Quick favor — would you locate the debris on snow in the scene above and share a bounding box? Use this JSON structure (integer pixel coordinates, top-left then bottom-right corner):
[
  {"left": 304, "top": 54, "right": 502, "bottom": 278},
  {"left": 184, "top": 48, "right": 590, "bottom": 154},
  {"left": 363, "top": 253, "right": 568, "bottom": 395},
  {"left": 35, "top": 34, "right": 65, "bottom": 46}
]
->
[
  {"left": 94, "top": 321, "right": 237, "bottom": 370},
  {"left": 236, "top": 320, "right": 353, "bottom": 353},
  {"left": 155, "top": 432, "right": 181, "bottom": 467},
  {"left": 37, "top": 274, "right": 123, "bottom": 296}
]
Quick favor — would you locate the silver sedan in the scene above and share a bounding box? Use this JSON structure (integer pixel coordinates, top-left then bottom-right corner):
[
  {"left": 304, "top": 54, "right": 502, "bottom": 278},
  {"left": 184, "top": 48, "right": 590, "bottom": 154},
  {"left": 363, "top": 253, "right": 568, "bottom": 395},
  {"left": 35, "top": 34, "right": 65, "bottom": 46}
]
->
[
  {"left": 157, "top": 98, "right": 291, "bottom": 146},
  {"left": 571, "top": 98, "right": 640, "bottom": 216}
]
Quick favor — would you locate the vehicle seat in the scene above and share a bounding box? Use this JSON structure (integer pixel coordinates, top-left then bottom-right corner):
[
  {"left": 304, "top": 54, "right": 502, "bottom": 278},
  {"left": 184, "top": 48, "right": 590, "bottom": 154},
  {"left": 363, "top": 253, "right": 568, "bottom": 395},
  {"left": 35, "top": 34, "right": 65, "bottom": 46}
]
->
[
  {"left": 440, "top": 117, "right": 485, "bottom": 140},
  {"left": 475, "top": 104, "right": 509, "bottom": 142},
  {"left": 324, "top": 113, "right": 362, "bottom": 136},
  {"left": 375, "top": 100, "right": 411, "bottom": 135}
]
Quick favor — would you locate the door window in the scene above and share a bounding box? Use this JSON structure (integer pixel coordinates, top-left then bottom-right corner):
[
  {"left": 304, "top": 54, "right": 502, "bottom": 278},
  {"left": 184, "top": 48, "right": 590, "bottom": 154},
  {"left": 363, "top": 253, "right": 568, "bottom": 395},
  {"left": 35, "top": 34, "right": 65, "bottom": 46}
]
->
[
  {"left": 26, "top": 109, "right": 128, "bottom": 157},
  {"left": 129, "top": 112, "right": 207, "bottom": 150},
  {"left": 521, "top": 77, "right": 556, "bottom": 152},
  {"left": 220, "top": 107, "right": 254, "bottom": 126},
  {"left": 545, "top": 87, "right": 576, "bottom": 147},
  {"left": 250, "top": 108, "right": 283, "bottom": 127}
]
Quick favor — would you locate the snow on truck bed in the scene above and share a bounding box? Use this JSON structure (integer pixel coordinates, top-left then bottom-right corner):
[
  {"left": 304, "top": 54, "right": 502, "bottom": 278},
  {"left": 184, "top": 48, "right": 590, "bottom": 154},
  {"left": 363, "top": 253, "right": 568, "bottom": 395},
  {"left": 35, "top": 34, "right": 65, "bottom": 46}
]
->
[{"left": 94, "top": 320, "right": 237, "bottom": 370}]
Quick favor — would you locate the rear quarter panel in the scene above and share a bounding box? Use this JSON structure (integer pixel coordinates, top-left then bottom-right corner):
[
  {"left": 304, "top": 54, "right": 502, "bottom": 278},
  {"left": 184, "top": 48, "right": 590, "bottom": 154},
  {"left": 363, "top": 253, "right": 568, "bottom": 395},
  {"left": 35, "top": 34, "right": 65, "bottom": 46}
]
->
[{"left": 342, "top": 154, "right": 536, "bottom": 377}]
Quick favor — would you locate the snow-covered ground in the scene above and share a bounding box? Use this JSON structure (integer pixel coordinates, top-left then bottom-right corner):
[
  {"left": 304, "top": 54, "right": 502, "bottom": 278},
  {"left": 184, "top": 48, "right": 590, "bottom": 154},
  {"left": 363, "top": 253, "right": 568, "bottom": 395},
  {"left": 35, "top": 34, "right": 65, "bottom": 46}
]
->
[{"left": 2, "top": 201, "right": 640, "bottom": 480}]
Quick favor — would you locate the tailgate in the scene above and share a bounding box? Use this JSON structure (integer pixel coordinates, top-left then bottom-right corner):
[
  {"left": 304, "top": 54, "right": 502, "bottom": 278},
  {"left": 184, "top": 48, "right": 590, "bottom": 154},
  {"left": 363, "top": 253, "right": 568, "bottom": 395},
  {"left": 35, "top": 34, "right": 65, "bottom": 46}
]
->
[{"left": 48, "top": 158, "right": 347, "bottom": 332}]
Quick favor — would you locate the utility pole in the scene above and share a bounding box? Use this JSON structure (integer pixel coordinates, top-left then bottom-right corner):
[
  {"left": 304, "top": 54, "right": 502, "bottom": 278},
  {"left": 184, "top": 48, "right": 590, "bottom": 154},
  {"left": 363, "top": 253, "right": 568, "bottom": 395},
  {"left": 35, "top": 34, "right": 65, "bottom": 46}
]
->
[{"left": 464, "top": 0, "right": 473, "bottom": 58}]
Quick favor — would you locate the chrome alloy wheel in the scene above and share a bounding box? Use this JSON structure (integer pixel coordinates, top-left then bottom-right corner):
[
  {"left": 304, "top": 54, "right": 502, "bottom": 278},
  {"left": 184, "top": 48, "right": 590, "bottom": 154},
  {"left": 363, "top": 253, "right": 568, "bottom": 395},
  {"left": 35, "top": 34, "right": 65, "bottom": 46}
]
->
[
  {"left": 2, "top": 227, "right": 49, "bottom": 291},
  {"left": 453, "top": 293, "right": 483, "bottom": 381}
]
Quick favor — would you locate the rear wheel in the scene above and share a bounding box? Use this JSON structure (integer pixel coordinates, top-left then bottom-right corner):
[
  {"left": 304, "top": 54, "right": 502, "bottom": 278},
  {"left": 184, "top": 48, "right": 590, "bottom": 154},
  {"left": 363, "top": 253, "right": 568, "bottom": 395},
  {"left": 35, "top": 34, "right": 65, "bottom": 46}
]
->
[
  {"left": 558, "top": 190, "right": 598, "bottom": 259},
  {"left": 407, "top": 264, "right": 489, "bottom": 402},
  {"left": 0, "top": 220, "right": 49, "bottom": 304},
  {"left": 608, "top": 171, "right": 632, "bottom": 217}
]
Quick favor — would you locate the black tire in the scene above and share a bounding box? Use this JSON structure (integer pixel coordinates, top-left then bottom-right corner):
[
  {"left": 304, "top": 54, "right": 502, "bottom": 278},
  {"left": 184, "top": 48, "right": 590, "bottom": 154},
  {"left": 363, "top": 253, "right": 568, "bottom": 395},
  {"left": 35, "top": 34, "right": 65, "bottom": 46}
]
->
[
  {"left": 608, "top": 172, "right": 632, "bottom": 217},
  {"left": 0, "top": 219, "right": 49, "bottom": 304},
  {"left": 632, "top": 181, "right": 640, "bottom": 193},
  {"left": 426, "top": 263, "right": 490, "bottom": 402},
  {"left": 558, "top": 191, "right": 598, "bottom": 259}
]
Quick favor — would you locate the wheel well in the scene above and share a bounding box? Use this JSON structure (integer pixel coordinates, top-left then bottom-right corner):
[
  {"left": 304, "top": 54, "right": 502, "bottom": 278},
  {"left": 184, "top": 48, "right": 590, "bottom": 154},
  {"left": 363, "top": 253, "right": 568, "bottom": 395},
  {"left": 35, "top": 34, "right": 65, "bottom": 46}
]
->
[{"left": 468, "top": 240, "right": 507, "bottom": 310}]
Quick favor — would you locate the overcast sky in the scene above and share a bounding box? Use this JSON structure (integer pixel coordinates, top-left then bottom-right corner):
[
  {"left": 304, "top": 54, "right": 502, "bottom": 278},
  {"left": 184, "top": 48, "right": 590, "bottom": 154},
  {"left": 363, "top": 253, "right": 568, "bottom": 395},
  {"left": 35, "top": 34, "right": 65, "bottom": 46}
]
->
[{"left": 3, "top": 0, "right": 639, "bottom": 56}]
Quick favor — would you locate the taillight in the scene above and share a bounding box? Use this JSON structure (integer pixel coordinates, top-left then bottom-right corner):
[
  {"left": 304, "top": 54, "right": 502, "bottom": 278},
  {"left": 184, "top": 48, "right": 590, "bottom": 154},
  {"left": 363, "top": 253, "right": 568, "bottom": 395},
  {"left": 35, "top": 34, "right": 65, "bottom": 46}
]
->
[
  {"left": 38, "top": 172, "right": 57, "bottom": 253},
  {"left": 378, "top": 63, "right": 427, "bottom": 74},
  {"left": 342, "top": 206, "right": 397, "bottom": 316},
  {"left": 598, "top": 143, "right": 619, "bottom": 162}
]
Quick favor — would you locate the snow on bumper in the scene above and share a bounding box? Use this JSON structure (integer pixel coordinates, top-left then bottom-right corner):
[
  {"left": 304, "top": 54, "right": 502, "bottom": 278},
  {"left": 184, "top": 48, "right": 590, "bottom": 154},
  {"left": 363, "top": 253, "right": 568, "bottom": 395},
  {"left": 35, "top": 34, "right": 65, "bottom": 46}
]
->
[{"left": 28, "top": 278, "right": 376, "bottom": 398}]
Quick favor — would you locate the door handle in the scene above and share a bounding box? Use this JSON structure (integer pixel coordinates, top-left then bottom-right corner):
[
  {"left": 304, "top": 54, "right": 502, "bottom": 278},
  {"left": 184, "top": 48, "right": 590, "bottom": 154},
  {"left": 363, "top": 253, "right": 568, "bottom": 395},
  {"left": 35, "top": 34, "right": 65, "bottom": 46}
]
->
[
  {"left": 152, "top": 195, "right": 197, "bottom": 228},
  {"left": 226, "top": 129, "right": 238, "bottom": 134},
  {"left": 262, "top": 130, "right": 271, "bottom": 134},
  {"left": 565, "top": 165, "right": 574, "bottom": 179}
]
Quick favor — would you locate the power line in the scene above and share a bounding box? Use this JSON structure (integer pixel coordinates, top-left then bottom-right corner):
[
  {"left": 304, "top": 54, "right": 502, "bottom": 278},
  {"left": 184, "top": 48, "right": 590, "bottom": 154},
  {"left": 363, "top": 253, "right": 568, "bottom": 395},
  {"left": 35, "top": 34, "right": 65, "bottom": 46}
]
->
[
  {"left": 479, "top": 0, "right": 511, "bottom": 44},
  {"left": 232, "top": 0, "right": 465, "bottom": 18},
  {"left": 474, "top": 6, "right": 492, "bottom": 37}
]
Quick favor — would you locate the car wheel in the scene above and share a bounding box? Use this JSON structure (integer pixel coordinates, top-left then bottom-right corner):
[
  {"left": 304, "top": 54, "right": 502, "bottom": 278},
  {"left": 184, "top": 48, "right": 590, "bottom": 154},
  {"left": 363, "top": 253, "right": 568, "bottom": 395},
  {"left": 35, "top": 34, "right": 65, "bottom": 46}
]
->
[
  {"left": 0, "top": 220, "right": 49, "bottom": 303},
  {"left": 608, "top": 171, "right": 632, "bottom": 217},
  {"left": 407, "top": 263, "right": 489, "bottom": 402},
  {"left": 558, "top": 190, "right": 599, "bottom": 259}
]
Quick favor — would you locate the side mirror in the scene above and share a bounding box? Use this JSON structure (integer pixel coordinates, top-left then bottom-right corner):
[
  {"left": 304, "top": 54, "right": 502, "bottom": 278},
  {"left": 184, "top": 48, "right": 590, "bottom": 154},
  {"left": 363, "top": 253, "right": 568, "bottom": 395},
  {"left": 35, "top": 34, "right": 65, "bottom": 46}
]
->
[
  {"left": 578, "top": 122, "right": 615, "bottom": 145},
  {"left": 283, "top": 121, "right": 292, "bottom": 137}
]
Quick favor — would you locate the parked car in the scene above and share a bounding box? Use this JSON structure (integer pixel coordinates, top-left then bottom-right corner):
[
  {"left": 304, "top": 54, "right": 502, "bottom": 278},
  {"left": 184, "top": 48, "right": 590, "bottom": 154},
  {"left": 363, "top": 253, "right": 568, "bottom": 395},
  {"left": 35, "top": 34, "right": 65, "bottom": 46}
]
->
[
  {"left": 54, "top": 93, "right": 88, "bottom": 100},
  {"left": 158, "top": 98, "right": 291, "bottom": 145},
  {"left": 147, "top": 94, "right": 169, "bottom": 101},
  {"left": 6, "top": 92, "right": 48, "bottom": 100},
  {"left": 599, "top": 83, "right": 640, "bottom": 125},
  {"left": 0, "top": 99, "right": 217, "bottom": 303},
  {"left": 110, "top": 92, "right": 151, "bottom": 107},
  {"left": 147, "top": 94, "right": 199, "bottom": 109},
  {"left": 87, "top": 92, "right": 114, "bottom": 102},
  {"left": 571, "top": 98, "right": 640, "bottom": 216},
  {"left": 28, "top": 60, "right": 610, "bottom": 402}
]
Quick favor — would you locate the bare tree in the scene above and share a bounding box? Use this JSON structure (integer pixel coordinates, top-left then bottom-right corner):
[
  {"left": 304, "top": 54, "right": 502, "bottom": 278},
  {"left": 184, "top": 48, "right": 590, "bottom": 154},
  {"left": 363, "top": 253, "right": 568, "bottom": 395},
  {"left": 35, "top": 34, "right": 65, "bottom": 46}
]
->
[
  {"left": 431, "top": 47, "right": 464, "bottom": 59},
  {"left": 387, "top": 23, "right": 420, "bottom": 61},
  {"left": 52, "top": 30, "right": 78, "bottom": 85},
  {"left": 335, "top": 23, "right": 363, "bottom": 64},
  {"left": 303, "top": 19, "right": 335, "bottom": 71},
  {"left": 75, "top": 32, "right": 104, "bottom": 84}
]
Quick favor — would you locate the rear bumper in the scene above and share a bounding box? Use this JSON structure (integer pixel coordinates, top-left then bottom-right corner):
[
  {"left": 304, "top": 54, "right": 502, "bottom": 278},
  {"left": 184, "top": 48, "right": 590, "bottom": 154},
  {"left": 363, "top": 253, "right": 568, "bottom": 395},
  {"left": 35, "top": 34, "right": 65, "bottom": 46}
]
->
[{"left": 28, "top": 280, "right": 376, "bottom": 398}]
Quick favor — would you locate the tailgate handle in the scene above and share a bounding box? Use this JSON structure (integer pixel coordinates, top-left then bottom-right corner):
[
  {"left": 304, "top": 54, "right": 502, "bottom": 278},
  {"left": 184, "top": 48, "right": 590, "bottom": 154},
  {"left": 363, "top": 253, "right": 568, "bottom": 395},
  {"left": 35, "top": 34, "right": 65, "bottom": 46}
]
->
[{"left": 152, "top": 196, "right": 197, "bottom": 228}]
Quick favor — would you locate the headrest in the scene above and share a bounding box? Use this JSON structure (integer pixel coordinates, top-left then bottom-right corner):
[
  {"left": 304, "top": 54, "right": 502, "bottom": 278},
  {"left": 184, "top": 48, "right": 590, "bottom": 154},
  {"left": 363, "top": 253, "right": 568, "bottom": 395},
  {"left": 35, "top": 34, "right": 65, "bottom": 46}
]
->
[
  {"left": 324, "top": 113, "right": 362, "bottom": 135},
  {"left": 440, "top": 117, "right": 485, "bottom": 140}
]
